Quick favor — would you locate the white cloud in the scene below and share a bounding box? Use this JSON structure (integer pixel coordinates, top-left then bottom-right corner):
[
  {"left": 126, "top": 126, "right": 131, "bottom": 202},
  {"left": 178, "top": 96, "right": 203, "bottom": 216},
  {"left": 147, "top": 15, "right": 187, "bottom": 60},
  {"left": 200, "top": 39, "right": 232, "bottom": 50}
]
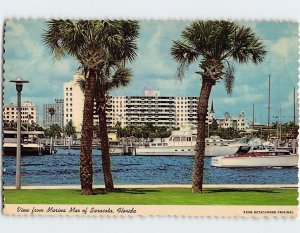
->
[
  {"left": 281, "top": 90, "right": 295, "bottom": 109},
  {"left": 271, "top": 36, "right": 298, "bottom": 58},
  {"left": 6, "top": 20, "right": 27, "bottom": 37}
]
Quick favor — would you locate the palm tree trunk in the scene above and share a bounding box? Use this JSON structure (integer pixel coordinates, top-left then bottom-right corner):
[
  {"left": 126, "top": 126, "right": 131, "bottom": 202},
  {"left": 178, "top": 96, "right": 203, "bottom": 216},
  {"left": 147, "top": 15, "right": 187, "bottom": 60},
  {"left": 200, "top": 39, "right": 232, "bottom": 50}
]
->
[
  {"left": 98, "top": 94, "right": 115, "bottom": 192},
  {"left": 80, "top": 70, "right": 96, "bottom": 195},
  {"left": 192, "top": 79, "right": 215, "bottom": 193}
]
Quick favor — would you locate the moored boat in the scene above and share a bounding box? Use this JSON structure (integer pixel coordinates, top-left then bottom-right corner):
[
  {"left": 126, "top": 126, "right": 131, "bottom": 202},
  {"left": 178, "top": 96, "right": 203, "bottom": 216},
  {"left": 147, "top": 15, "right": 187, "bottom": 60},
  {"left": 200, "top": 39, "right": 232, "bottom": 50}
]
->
[
  {"left": 211, "top": 145, "right": 298, "bottom": 167},
  {"left": 3, "top": 129, "right": 47, "bottom": 155},
  {"left": 133, "top": 126, "right": 252, "bottom": 156}
]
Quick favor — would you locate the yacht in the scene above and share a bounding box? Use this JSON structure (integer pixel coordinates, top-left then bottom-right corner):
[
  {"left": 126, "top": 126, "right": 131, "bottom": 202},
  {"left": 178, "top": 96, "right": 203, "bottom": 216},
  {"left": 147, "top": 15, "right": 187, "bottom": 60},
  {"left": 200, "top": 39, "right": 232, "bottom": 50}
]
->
[
  {"left": 211, "top": 144, "right": 298, "bottom": 167},
  {"left": 132, "top": 125, "right": 250, "bottom": 156}
]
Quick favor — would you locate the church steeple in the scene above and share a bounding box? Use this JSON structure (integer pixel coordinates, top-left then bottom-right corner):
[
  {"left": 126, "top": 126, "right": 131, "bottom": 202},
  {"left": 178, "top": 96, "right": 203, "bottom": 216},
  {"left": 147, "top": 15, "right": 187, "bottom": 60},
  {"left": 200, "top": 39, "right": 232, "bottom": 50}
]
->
[{"left": 210, "top": 100, "right": 214, "bottom": 113}]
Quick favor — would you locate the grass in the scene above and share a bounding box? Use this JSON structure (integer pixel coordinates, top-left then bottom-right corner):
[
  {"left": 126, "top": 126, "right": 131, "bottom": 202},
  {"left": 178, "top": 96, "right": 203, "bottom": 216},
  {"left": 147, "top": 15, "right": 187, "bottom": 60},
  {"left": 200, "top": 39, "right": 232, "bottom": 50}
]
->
[{"left": 3, "top": 188, "right": 298, "bottom": 205}]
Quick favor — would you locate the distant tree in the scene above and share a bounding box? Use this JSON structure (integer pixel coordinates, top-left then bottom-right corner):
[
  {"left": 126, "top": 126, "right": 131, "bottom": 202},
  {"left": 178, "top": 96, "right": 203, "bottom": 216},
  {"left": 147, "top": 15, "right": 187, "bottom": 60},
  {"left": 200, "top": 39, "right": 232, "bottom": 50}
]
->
[
  {"left": 48, "top": 108, "right": 56, "bottom": 122},
  {"left": 46, "top": 124, "right": 62, "bottom": 138},
  {"left": 27, "top": 122, "right": 44, "bottom": 131},
  {"left": 218, "top": 127, "right": 241, "bottom": 139},
  {"left": 65, "top": 120, "right": 77, "bottom": 137},
  {"left": 114, "top": 121, "right": 123, "bottom": 138}
]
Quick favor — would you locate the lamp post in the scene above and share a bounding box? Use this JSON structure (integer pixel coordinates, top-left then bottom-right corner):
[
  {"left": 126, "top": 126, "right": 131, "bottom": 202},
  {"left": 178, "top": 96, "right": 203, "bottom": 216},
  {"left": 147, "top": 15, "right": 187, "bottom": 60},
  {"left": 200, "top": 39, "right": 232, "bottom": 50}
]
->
[{"left": 10, "top": 77, "right": 29, "bottom": 189}]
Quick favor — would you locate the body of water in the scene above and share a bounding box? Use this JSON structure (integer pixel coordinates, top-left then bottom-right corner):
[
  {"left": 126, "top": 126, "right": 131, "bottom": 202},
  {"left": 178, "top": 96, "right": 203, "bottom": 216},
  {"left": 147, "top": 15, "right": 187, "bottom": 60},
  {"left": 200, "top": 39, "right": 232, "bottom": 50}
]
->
[{"left": 2, "top": 149, "right": 298, "bottom": 185}]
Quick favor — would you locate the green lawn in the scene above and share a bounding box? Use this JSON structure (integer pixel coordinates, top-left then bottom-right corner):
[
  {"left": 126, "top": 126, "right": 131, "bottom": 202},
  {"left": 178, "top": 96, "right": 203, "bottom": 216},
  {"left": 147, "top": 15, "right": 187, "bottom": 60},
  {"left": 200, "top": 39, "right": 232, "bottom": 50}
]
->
[{"left": 3, "top": 188, "right": 298, "bottom": 205}]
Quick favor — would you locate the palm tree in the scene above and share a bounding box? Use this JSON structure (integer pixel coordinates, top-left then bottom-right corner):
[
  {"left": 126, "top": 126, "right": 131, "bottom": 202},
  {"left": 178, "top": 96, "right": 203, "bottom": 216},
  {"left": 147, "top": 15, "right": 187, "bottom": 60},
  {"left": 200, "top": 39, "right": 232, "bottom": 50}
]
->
[
  {"left": 65, "top": 120, "right": 77, "bottom": 137},
  {"left": 70, "top": 20, "right": 139, "bottom": 192},
  {"left": 114, "top": 121, "right": 123, "bottom": 138},
  {"left": 47, "top": 124, "right": 62, "bottom": 138},
  {"left": 48, "top": 108, "right": 56, "bottom": 123},
  {"left": 43, "top": 20, "right": 139, "bottom": 194},
  {"left": 171, "top": 21, "right": 266, "bottom": 193},
  {"left": 78, "top": 63, "right": 135, "bottom": 192}
]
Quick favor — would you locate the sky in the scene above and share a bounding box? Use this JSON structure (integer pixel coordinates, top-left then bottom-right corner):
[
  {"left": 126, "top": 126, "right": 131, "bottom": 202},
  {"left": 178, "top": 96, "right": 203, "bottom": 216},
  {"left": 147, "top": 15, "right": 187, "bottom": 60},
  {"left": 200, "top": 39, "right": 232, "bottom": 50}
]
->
[{"left": 3, "top": 20, "right": 299, "bottom": 125}]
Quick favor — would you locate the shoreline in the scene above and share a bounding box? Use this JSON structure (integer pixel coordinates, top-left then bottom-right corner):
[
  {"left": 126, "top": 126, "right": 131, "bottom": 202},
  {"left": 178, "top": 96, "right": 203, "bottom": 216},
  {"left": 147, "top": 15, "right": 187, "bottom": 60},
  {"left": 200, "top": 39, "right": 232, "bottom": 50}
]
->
[{"left": 3, "top": 184, "right": 298, "bottom": 190}]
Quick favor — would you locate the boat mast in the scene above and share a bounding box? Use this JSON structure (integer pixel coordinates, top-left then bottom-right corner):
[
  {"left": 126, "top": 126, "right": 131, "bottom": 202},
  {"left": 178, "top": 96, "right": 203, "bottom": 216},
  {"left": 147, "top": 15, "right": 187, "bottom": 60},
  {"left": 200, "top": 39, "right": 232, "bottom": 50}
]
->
[
  {"left": 252, "top": 103, "right": 255, "bottom": 128},
  {"left": 267, "top": 75, "right": 271, "bottom": 139},
  {"left": 293, "top": 86, "right": 296, "bottom": 137}
]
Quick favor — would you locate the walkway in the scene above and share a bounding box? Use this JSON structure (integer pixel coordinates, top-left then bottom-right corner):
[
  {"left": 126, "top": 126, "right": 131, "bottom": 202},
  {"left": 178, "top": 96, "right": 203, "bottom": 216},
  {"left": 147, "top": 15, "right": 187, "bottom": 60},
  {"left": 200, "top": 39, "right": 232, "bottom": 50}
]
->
[{"left": 3, "top": 184, "right": 298, "bottom": 190}]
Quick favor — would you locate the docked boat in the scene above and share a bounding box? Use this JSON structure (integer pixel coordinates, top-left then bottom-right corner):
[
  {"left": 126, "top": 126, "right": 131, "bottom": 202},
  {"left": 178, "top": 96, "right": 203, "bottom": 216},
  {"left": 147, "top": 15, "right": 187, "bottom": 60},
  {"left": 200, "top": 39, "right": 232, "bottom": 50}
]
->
[
  {"left": 3, "top": 129, "right": 47, "bottom": 155},
  {"left": 211, "top": 145, "right": 299, "bottom": 167},
  {"left": 132, "top": 125, "right": 253, "bottom": 156}
]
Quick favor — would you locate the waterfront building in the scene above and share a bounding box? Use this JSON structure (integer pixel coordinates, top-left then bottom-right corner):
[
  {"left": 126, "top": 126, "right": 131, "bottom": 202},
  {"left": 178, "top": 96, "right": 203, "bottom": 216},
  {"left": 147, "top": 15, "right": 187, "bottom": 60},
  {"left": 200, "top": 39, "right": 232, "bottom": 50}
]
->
[
  {"left": 43, "top": 99, "right": 64, "bottom": 128},
  {"left": 217, "top": 111, "right": 249, "bottom": 131},
  {"left": 63, "top": 72, "right": 85, "bottom": 131},
  {"left": 63, "top": 74, "right": 249, "bottom": 134},
  {"left": 3, "top": 101, "right": 37, "bottom": 124},
  {"left": 106, "top": 90, "right": 198, "bottom": 128}
]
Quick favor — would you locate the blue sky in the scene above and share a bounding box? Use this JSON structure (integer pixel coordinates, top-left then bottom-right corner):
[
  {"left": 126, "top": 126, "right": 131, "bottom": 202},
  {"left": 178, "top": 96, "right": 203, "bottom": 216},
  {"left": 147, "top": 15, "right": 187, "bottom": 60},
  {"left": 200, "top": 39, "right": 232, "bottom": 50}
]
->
[{"left": 3, "top": 20, "right": 299, "bottom": 124}]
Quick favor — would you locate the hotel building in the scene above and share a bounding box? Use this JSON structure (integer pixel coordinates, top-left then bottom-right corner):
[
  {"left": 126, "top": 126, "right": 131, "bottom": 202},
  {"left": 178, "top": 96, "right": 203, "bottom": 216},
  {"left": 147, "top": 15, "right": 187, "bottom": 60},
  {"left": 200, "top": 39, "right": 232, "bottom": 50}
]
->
[
  {"left": 3, "top": 101, "right": 37, "bottom": 124},
  {"left": 63, "top": 72, "right": 85, "bottom": 131},
  {"left": 43, "top": 99, "right": 64, "bottom": 128},
  {"left": 63, "top": 74, "right": 249, "bottom": 133}
]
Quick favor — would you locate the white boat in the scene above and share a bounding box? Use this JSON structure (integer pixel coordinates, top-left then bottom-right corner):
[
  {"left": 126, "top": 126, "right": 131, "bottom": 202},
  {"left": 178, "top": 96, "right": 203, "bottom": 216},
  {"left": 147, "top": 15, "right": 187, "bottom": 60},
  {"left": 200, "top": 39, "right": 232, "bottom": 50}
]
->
[
  {"left": 211, "top": 145, "right": 299, "bottom": 167},
  {"left": 3, "top": 129, "right": 46, "bottom": 155},
  {"left": 133, "top": 125, "right": 251, "bottom": 156}
]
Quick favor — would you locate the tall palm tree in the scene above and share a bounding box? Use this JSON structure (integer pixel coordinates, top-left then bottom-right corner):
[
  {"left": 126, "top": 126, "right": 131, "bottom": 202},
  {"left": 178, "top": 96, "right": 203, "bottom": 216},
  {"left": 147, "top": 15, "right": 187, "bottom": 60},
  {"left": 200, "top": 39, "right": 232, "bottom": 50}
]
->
[
  {"left": 171, "top": 21, "right": 266, "bottom": 193},
  {"left": 78, "top": 63, "right": 134, "bottom": 192},
  {"left": 43, "top": 20, "right": 138, "bottom": 194}
]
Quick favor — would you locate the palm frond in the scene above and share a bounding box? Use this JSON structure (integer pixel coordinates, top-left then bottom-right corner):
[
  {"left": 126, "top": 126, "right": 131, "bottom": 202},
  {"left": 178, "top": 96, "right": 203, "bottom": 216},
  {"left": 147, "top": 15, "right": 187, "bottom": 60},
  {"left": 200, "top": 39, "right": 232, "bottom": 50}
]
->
[
  {"left": 230, "top": 26, "right": 267, "bottom": 64},
  {"left": 76, "top": 75, "right": 87, "bottom": 93},
  {"left": 43, "top": 20, "right": 140, "bottom": 69},
  {"left": 171, "top": 20, "right": 266, "bottom": 84},
  {"left": 223, "top": 62, "right": 235, "bottom": 95},
  {"left": 108, "top": 66, "right": 132, "bottom": 91}
]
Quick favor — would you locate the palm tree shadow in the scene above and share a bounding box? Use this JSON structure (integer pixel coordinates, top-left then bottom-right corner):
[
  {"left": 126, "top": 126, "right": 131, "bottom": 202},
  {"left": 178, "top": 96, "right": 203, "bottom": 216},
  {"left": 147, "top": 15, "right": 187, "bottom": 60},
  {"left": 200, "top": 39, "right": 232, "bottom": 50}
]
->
[
  {"left": 93, "top": 188, "right": 161, "bottom": 195},
  {"left": 205, "top": 189, "right": 279, "bottom": 194}
]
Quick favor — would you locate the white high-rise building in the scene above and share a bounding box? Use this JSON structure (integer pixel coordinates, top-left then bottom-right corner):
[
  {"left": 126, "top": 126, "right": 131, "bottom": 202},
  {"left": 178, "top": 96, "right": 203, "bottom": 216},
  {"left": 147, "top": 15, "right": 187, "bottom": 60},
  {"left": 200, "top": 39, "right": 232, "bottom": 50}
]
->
[
  {"left": 3, "top": 101, "right": 37, "bottom": 124},
  {"left": 63, "top": 72, "right": 84, "bottom": 131},
  {"left": 63, "top": 74, "right": 249, "bottom": 134},
  {"left": 43, "top": 99, "right": 64, "bottom": 128}
]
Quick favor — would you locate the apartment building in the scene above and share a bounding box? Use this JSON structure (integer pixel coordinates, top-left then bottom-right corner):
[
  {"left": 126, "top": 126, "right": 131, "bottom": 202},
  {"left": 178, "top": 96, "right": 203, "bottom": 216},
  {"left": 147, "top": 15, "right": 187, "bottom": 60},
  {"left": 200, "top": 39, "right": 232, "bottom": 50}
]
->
[
  {"left": 105, "top": 91, "right": 199, "bottom": 128},
  {"left": 63, "top": 74, "right": 249, "bottom": 133},
  {"left": 43, "top": 99, "right": 64, "bottom": 128},
  {"left": 3, "top": 101, "right": 37, "bottom": 124},
  {"left": 63, "top": 72, "right": 84, "bottom": 131}
]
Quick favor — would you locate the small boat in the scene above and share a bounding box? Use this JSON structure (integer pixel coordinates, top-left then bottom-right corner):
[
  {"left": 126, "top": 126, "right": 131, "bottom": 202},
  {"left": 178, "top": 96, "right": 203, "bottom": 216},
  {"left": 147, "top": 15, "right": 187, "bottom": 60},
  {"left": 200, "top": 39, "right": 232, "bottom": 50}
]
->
[{"left": 211, "top": 145, "right": 298, "bottom": 168}]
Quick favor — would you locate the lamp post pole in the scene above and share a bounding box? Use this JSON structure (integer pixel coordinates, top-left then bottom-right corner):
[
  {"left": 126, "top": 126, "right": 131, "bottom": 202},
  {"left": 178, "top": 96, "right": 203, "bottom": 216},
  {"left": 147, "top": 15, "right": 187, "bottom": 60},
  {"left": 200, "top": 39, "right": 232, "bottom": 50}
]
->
[{"left": 10, "top": 78, "right": 29, "bottom": 189}]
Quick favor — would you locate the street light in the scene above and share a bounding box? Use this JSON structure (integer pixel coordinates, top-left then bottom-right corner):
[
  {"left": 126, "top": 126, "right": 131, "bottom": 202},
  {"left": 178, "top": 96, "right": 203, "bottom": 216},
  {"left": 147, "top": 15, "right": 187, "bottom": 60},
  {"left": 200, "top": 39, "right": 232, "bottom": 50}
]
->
[{"left": 10, "top": 77, "right": 29, "bottom": 189}]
